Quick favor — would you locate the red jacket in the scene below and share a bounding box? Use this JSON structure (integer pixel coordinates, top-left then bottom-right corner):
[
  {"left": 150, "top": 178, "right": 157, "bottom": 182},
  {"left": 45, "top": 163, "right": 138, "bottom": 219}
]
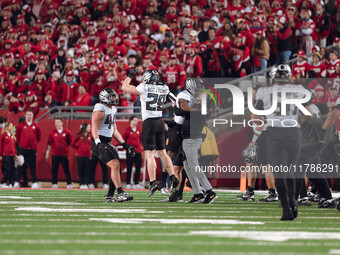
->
[
  {"left": 62, "top": 82, "right": 79, "bottom": 103},
  {"left": 71, "top": 92, "right": 92, "bottom": 107},
  {"left": 16, "top": 121, "right": 41, "bottom": 150},
  {"left": 47, "top": 129, "right": 72, "bottom": 156},
  {"left": 71, "top": 133, "right": 91, "bottom": 157},
  {"left": 184, "top": 55, "right": 203, "bottom": 77},
  {"left": 122, "top": 126, "right": 142, "bottom": 153},
  {"left": 0, "top": 132, "right": 17, "bottom": 156}
]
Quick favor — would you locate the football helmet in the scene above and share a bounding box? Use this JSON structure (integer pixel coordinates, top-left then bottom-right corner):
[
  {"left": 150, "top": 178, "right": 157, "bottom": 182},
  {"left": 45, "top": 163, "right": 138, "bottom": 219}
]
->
[
  {"left": 185, "top": 77, "right": 203, "bottom": 97},
  {"left": 269, "top": 63, "right": 292, "bottom": 84},
  {"left": 242, "top": 144, "right": 258, "bottom": 163},
  {"left": 99, "top": 88, "right": 119, "bottom": 106},
  {"left": 142, "top": 70, "right": 160, "bottom": 84}
]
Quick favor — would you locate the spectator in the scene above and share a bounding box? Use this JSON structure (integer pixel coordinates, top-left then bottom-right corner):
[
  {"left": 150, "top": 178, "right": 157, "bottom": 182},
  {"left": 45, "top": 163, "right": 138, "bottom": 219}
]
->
[
  {"left": 62, "top": 70, "right": 79, "bottom": 106},
  {"left": 312, "top": 84, "right": 326, "bottom": 104},
  {"left": 0, "top": 122, "right": 17, "bottom": 188},
  {"left": 251, "top": 30, "right": 270, "bottom": 74},
  {"left": 30, "top": 69, "right": 48, "bottom": 107},
  {"left": 198, "top": 17, "right": 211, "bottom": 43},
  {"left": 25, "top": 91, "right": 39, "bottom": 116},
  {"left": 309, "top": 53, "right": 327, "bottom": 78},
  {"left": 296, "top": 10, "right": 315, "bottom": 55},
  {"left": 14, "top": 109, "right": 41, "bottom": 189},
  {"left": 164, "top": 55, "right": 186, "bottom": 94},
  {"left": 184, "top": 46, "right": 203, "bottom": 77},
  {"left": 123, "top": 115, "right": 143, "bottom": 189},
  {"left": 275, "top": 17, "right": 293, "bottom": 63},
  {"left": 292, "top": 50, "right": 309, "bottom": 78},
  {"left": 71, "top": 84, "right": 92, "bottom": 108},
  {"left": 228, "top": 34, "right": 250, "bottom": 77},
  {"left": 314, "top": 1, "right": 330, "bottom": 48},
  {"left": 324, "top": 86, "right": 339, "bottom": 109},
  {"left": 71, "top": 123, "right": 92, "bottom": 189},
  {"left": 46, "top": 118, "right": 73, "bottom": 189}
]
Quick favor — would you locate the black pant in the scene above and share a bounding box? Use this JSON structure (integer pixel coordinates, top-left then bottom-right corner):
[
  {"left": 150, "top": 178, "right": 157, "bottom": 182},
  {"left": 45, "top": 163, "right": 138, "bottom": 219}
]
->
[
  {"left": 52, "top": 155, "right": 71, "bottom": 185},
  {"left": 15, "top": 148, "right": 37, "bottom": 184},
  {"left": 126, "top": 152, "right": 142, "bottom": 185},
  {"left": 267, "top": 127, "right": 301, "bottom": 208},
  {"left": 88, "top": 155, "right": 108, "bottom": 184},
  {"left": 77, "top": 156, "right": 90, "bottom": 185},
  {"left": 1, "top": 156, "right": 15, "bottom": 185},
  {"left": 296, "top": 148, "right": 332, "bottom": 200}
]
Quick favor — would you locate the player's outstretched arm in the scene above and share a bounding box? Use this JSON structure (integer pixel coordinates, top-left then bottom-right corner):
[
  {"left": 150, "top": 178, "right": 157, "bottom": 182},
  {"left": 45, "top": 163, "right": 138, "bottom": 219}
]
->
[
  {"left": 122, "top": 69, "right": 141, "bottom": 95},
  {"left": 323, "top": 108, "right": 340, "bottom": 130}
]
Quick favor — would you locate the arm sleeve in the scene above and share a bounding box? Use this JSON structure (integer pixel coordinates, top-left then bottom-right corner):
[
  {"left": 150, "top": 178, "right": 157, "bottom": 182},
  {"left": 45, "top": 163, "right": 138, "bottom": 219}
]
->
[
  {"left": 254, "top": 99, "right": 264, "bottom": 110},
  {"left": 47, "top": 133, "right": 53, "bottom": 146},
  {"left": 71, "top": 136, "right": 79, "bottom": 149}
]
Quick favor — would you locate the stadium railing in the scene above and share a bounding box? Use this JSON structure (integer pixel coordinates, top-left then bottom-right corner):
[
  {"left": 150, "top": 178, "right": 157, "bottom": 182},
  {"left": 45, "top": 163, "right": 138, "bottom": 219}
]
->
[{"left": 34, "top": 106, "right": 141, "bottom": 122}]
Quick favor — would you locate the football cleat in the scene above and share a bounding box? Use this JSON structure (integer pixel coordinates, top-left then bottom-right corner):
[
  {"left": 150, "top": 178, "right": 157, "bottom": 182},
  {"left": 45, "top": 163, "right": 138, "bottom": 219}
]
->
[
  {"left": 160, "top": 187, "right": 170, "bottom": 196},
  {"left": 117, "top": 191, "right": 133, "bottom": 202},
  {"left": 203, "top": 192, "right": 218, "bottom": 204},
  {"left": 280, "top": 207, "right": 294, "bottom": 221},
  {"left": 297, "top": 197, "right": 312, "bottom": 206},
  {"left": 186, "top": 194, "right": 205, "bottom": 203},
  {"left": 318, "top": 199, "right": 336, "bottom": 208},
  {"left": 308, "top": 191, "right": 320, "bottom": 202},
  {"left": 258, "top": 192, "right": 278, "bottom": 202},
  {"left": 148, "top": 182, "right": 159, "bottom": 197},
  {"left": 237, "top": 191, "right": 255, "bottom": 201},
  {"left": 169, "top": 190, "right": 179, "bottom": 202},
  {"left": 337, "top": 201, "right": 340, "bottom": 212},
  {"left": 125, "top": 184, "right": 132, "bottom": 189},
  {"left": 31, "top": 182, "right": 41, "bottom": 189},
  {"left": 177, "top": 196, "right": 184, "bottom": 202},
  {"left": 161, "top": 197, "right": 170, "bottom": 202},
  {"left": 105, "top": 196, "right": 119, "bottom": 203}
]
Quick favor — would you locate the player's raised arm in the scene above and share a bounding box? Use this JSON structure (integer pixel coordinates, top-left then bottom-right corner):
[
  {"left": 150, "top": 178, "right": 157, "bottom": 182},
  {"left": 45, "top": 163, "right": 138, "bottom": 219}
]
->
[{"left": 122, "top": 69, "right": 141, "bottom": 95}]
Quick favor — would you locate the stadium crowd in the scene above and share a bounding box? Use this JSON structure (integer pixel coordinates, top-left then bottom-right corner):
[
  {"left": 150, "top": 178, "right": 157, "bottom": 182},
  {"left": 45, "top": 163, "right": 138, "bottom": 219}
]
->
[{"left": 0, "top": 0, "right": 340, "bottom": 116}]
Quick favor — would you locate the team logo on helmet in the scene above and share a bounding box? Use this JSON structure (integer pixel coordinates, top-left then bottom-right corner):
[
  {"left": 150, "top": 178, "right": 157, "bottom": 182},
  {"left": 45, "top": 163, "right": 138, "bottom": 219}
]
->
[
  {"left": 142, "top": 70, "right": 160, "bottom": 84},
  {"left": 99, "top": 88, "right": 119, "bottom": 106}
]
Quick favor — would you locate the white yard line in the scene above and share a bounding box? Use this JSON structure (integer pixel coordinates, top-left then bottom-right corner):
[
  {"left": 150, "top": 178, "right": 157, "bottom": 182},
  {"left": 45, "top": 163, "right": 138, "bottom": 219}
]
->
[
  {"left": 89, "top": 218, "right": 264, "bottom": 225},
  {"left": 0, "top": 196, "right": 32, "bottom": 199},
  {"left": 14, "top": 207, "right": 164, "bottom": 214},
  {"left": 189, "top": 230, "right": 340, "bottom": 242}
]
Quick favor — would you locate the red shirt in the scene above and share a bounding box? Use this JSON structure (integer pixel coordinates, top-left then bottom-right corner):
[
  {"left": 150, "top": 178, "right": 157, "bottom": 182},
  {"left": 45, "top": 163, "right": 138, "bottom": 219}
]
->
[
  {"left": 71, "top": 92, "right": 92, "bottom": 107},
  {"left": 47, "top": 129, "right": 72, "bottom": 156},
  {"left": 184, "top": 55, "right": 203, "bottom": 77},
  {"left": 0, "top": 132, "right": 17, "bottom": 156},
  {"left": 62, "top": 82, "right": 79, "bottom": 103},
  {"left": 16, "top": 121, "right": 41, "bottom": 150},
  {"left": 123, "top": 126, "right": 142, "bottom": 153},
  {"left": 71, "top": 133, "right": 91, "bottom": 157},
  {"left": 292, "top": 61, "right": 309, "bottom": 77},
  {"left": 164, "top": 64, "right": 187, "bottom": 91}
]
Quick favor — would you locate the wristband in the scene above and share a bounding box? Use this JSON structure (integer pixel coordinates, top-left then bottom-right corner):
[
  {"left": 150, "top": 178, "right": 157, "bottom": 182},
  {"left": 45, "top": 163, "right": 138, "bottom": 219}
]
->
[{"left": 95, "top": 139, "right": 101, "bottom": 145}]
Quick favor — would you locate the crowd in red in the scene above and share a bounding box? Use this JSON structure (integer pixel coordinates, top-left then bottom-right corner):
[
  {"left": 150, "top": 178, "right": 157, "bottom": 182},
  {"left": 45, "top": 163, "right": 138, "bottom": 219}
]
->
[{"left": 0, "top": 0, "right": 340, "bottom": 115}]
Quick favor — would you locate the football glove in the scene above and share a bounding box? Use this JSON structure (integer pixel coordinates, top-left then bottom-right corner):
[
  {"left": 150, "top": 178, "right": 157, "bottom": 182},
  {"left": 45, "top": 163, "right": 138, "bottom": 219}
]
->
[
  {"left": 122, "top": 142, "right": 136, "bottom": 157},
  {"left": 128, "top": 69, "right": 138, "bottom": 78}
]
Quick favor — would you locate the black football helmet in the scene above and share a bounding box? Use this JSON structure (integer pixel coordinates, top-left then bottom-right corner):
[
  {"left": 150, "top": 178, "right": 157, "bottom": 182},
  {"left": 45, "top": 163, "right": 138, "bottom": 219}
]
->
[{"left": 99, "top": 88, "right": 119, "bottom": 106}]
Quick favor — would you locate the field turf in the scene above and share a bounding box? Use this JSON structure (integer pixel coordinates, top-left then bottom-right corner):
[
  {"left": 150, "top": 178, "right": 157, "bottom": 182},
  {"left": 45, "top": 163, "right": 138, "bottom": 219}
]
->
[{"left": 0, "top": 189, "right": 340, "bottom": 255}]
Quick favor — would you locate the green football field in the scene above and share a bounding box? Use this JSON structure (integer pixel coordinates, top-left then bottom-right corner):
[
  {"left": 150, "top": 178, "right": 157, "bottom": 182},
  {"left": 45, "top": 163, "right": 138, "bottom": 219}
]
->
[{"left": 1, "top": 189, "right": 340, "bottom": 255}]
